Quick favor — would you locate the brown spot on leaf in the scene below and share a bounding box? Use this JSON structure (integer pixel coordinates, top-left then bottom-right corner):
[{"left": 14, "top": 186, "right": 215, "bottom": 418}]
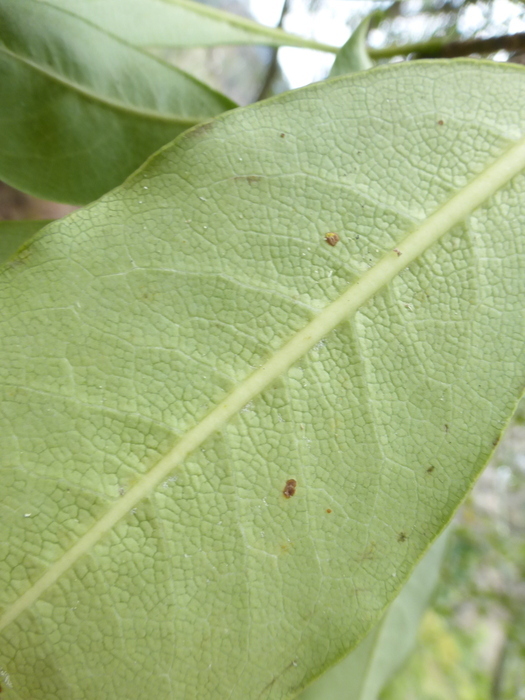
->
[
  {"left": 324, "top": 232, "right": 340, "bottom": 246},
  {"left": 280, "top": 133, "right": 285, "bottom": 138},
  {"left": 394, "top": 248, "right": 402, "bottom": 256},
  {"left": 234, "top": 175, "right": 261, "bottom": 184},
  {"left": 326, "top": 508, "right": 332, "bottom": 514},
  {"left": 398, "top": 532, "right": 407, "bottom": 543},
  {"left": 186, "top": 121, "right": 214, "bottom": 139},
  {"left": 437, "top": 119, "right": 444, "bottom": 126},
  {"left": 283, "top": 479, "right": 297, "bottom": 499},
  {"left": 426, "top": 465, "right": 435, "bottom": 474},
  {"left": 493, "top": 435, "right": 500, "bottom": 447}
]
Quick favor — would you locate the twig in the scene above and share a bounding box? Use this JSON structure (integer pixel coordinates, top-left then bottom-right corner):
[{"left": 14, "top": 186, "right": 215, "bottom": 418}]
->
[
  {"left": 257, "top": 0, "right": 290, "bottom": 101},
  {"left": 491, "top": 633, "right": 509, "bottom": 700},
  {"left": 369, "top": 32, "right": 525, "bottom": 60}
]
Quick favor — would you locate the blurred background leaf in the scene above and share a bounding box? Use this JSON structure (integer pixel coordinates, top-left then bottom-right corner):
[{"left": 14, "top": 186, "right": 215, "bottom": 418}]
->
[
  {"left": 0, "top": 220, "right": 50, "bottom": 264},
  {"left": 329, "top": 12, "right": 381, "bottom": 77},
  {"left": 0, "top": 0, "right": 235, "bottom": 205},
  {"left": 38, "top": 0, "right": 337, "bottom": 50}
]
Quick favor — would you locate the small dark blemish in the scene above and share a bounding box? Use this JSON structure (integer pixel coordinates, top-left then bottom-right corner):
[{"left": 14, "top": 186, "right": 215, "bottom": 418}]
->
[
  {"left": 326, "top": 508, "right": 332, "bottom": 514},
  {"left": 398, "top": 532, "right": 407, "bottom": 543},
  {"left": 280, "top": 133, "right": 285, "bottom": 138},
  {"left": 394, "top": 248, "right": 402, "bottom": 256},
  {"left": 493, "top": 435, "right": 500, "bottom": 447},
  {"left": 186, "top": 121, "right": 214, "bottom": 139},
  {"left": 437, "top": 120, "right": 444, "bottom": 126},
  {"left": 444, "top": 424, "right": 449, "bottom": 434},
  {"left": 234, "top": 175, "right": 261, "bottom": 185},
  {"left": 283, "top": 479, "right": 297, "bottom": 499},
  {"left": 324, "top": 232, "right": 340, "bottom": 247},
  {"left": 355, "top": 234, "right": 360, "bottom": 240},
  {"left": 426, "top": 466, "right": 435, "bottom": 474}
]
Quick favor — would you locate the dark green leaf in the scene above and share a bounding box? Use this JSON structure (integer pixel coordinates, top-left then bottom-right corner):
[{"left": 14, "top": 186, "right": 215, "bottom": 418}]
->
[
  {"left": 0, "top": 0, "right": 235, "bottom": 204},
  {"left": 0, "top": 220, "right": 51, "bottom": 263}
]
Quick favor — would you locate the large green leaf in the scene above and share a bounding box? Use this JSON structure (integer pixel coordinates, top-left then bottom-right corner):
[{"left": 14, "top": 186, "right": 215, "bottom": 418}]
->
[
  {"left": 299, "top": 531, "right": 450, "bottom": 700},
  {"left": 0, "top": 220, "right": 51, "bottom": 264},
  {"left": 38, "top": 0, "right": 337, "bottom": 50},
  {"left": 0, "top": 0, "right": 235, "bottom": 205},
  {"left": 1, "top": 61, "right": 525, "bottom": 700}
]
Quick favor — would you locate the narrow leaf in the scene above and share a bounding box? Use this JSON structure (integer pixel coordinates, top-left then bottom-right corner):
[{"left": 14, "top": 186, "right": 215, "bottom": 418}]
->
[
  {"left": 0, "top": 0, "right": 235, "bottom": 205},
  {"left": 0, "top": 220, "right": 51, "bottom": 263},
  {"left": 38, "top": 0, "right": 338, "bottom": 51},
  {"left": 330, "top": 12, "right": 377, "bottom": 77},
  {"left": 1, "top": 61, "right": 525, "bottom": 700},
  {"left": 299, "top": 531, "right": 450, "bottom": 700}
]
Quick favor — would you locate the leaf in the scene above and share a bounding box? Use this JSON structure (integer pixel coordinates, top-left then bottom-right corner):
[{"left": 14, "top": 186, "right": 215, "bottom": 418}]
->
[
  {"left": 38, "top": 0, "right": 338, "bottom": 51},
  {"left": 330, "top": 12, "right": 377, "bottom": 77},
  {"left": 0, "top": 0, "right": 236, "bottom": 205},
  {"left": 298, "top": 531, "right": 450, "bottom": 700},
  {"left": 1, "top": 60, "right": 525, "bottom": 700},
  {"left": 0, "top": 220, "right": 50, "bottom": 264}
]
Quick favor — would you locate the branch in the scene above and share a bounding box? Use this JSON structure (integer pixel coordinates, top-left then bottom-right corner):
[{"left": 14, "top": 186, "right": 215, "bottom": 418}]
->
[
  {"left": 257, "top": 0, "right": 290, "bottom": 101},
  {"left": 369, "top": 32, "right": 525, "bottom": 60}
]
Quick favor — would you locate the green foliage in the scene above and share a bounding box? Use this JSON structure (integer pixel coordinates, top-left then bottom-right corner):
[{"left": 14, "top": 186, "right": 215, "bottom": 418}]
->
[
  {"left": 0, "top": 0, "right": 235, "bottom": 204},
  {"left": 299, "top": 532, "right": 450, "bottom": 700},
  {"left": 0, "top": 3, "right": 524, "bottom": 699},
  {"left": 39, "top": 0, "right": 337, "bottom": 50},
  {"left": 0, "top": 220, "right": 50, "bottom": 263},
  {"left": 329, "top": 13, "right": 377, "bottom": 76},
  {"left": 382, "top": 411, "right": 525, "bottom": 698}
]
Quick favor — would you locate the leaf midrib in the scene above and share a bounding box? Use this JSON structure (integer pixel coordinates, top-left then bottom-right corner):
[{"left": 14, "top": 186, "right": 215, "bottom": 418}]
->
[
  {"left": 2, "top": 130, "right": 525, "bottom": 634},
  {"left": 0, "top": 44, "right": 202, "bottom": 126}
]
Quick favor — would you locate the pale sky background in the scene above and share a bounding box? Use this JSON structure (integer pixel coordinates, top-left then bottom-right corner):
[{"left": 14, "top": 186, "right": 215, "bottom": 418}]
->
[{"left": 246, "top": 0, "right": 525, "bottom": 88}]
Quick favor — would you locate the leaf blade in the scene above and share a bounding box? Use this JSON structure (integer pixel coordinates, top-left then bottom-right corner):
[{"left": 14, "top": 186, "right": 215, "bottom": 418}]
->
[
  {"left": 0, "top": 220, "right": 51, "bottom": 263},
  {"left": 1, "top": 61, "right": 525, "bottom": 699},
  {"left": 0, "top": 0, "right": 235, "bottom": 204},
  {"left": 330, "top": 13, "right": 376, "bottom": 77},
  {"left": 298, "top": 531, "right": 450, "bottom": 700},
  {"left": 38, "top": 0, "right": 338, "bottom": 50}
]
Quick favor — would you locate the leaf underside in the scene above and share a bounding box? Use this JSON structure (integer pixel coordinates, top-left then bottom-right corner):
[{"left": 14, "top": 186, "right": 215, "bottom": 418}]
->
[
  {"left": 1, "top": 61, "right": 525, "bottom": 700},
  {"left": 299, "top": 531, "right": 449, "bottom": 700}
]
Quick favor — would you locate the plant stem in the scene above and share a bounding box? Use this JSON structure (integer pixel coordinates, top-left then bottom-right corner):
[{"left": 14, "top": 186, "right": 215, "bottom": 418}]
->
[
  {"left": 257, "top": 0, "right": 290, "bottom": 101},
  {"left": 369, "top": 32, "right": 525, "bottom": 59}
]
